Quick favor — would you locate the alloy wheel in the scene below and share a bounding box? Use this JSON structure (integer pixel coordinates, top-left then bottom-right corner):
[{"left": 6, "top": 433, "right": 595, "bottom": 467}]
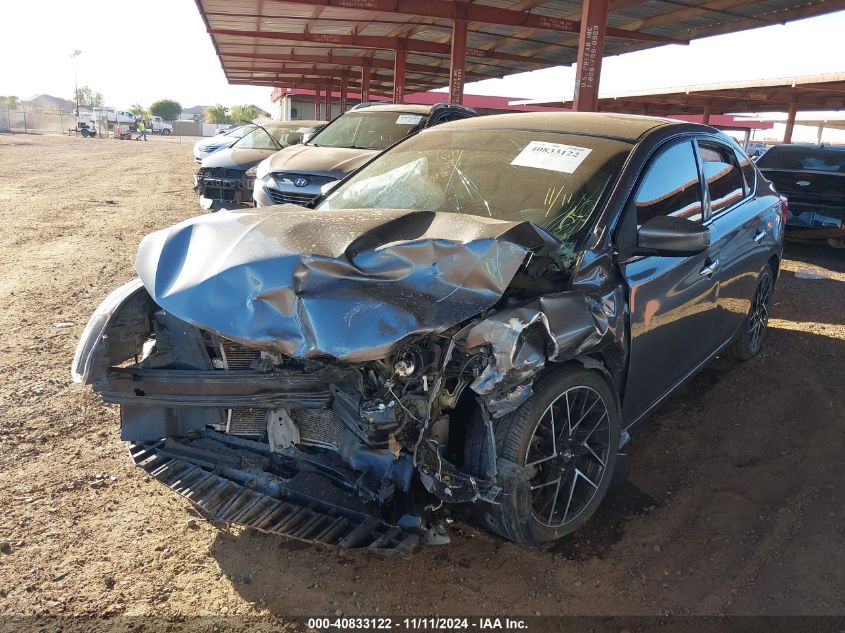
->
[
  {"left": 748, "top": 272, "right": 772, "bottom": 353},
  {"left": 524, "top": 386, "right": 611, "bottom": 528}
]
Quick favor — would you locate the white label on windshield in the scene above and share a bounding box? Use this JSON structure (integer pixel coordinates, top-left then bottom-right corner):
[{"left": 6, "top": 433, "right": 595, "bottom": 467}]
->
[
  {"left": 511, "top": 141, "right": 592, "bottom": 174},
  {"left": 396, "top": 114, "right": 423, "bottom": 125},
  {"left": 297, "top": 127, "right": 314, "bottom": 133}
]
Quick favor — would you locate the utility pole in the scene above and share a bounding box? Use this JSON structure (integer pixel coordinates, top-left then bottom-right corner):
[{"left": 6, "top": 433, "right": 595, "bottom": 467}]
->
[{"left": 71, "top": 50, "right": 82, "bottom": 117}]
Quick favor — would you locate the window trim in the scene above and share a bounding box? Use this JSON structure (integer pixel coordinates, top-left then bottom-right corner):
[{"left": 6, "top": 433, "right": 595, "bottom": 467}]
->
[
  {"left": 695, "top": 136, "right": 753, "bottom": 223},
  {"left": 735, "top": 146, "right": 757, "bottom": 197},
  {"left": 629, "top": 137, "right": 707, "bottom": 227},
  {"left": 612, "top": 136, "right": 707, "bottom": 260}
]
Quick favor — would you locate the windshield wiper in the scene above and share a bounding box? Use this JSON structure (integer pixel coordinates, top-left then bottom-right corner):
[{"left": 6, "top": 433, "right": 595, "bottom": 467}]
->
[{"left": 243, "top": 119, "right": 281, "bottom": 150}]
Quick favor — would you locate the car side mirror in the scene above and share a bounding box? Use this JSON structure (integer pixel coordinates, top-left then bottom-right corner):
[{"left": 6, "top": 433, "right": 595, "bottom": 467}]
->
[{"left": 637, "top": 215, "right": 710, "bottom": 255}]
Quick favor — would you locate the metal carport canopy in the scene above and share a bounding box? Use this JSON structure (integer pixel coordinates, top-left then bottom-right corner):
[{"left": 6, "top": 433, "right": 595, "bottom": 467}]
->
[
  {"left": 194, "top": 0, "right": 845, "bottom": 112},
  {"left": 510, "top": 72, "right": 845, "bottom": 142}
]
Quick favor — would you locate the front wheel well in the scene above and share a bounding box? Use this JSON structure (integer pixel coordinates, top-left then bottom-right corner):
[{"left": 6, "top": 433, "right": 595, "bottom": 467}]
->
[{"left": 768, "top": 254, "right": 780, "bottom": 281}]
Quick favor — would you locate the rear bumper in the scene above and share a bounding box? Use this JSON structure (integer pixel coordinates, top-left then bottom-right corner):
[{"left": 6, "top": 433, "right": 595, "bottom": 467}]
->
[{"left": 785, "top": 208, "right": 845, "bottom": 240}]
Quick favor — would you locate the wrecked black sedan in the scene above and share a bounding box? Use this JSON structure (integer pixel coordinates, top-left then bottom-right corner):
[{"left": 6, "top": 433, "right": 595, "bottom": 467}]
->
[{"left": 73, "top": 113, "right": 784, "bottom": 552}]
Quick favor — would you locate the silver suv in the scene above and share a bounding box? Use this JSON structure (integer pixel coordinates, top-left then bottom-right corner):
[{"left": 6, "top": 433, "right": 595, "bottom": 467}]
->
[{"left": 252, "top": 103, "right": 477, "bottom": 207}]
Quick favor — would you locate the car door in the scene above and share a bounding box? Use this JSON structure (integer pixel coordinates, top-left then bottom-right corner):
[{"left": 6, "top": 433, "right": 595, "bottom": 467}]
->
[
  {"left": 617, "top": 139, "right": 724, "bottom": 425},
  {"left": 696, "top": 139, "right": 774, "bottom": 342}
]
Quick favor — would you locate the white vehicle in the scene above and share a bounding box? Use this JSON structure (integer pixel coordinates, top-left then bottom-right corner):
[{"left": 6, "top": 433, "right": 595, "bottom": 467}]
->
[
  {"left": 80, "top": 107, "right": 138, "bottom": 130},
  {"left": 74, "top": 115, "right": 99, "bottom": 138},
  {"left": 147, "top": 116, "right": 173, "bottom": 135},
  {"left": 114, "top": 110, "right": 137, "bottom": 125},
  {"left": 192, "top": 124, "right": 252, "bottom": 163}
]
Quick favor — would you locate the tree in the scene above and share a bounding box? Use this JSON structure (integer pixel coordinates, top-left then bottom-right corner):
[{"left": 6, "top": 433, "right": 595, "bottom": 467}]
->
[
  {"left": 229, "top": 104, "right": 258, "bottom": 123},
  {"left": 73, "top": 86, "right": 104, "bottom": 107},
  {"left": 129, "top": 103, "right": 149, "bottom": 118},
  {"left": 0, "top": 96, "right": 19, "bottom": 107},
  {"left": 204, "top": 104, "right": 231, "bottom": 124},
  {"left": 149, "top": 99, "right": 182, "bottom": 121}
]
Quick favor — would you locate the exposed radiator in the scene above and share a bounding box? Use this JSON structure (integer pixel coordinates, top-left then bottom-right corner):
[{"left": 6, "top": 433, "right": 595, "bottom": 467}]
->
[
  {"left": 227, "top": 408, "right": 268, "bottom": 437},
  {"left": 292, "top": 409, "right": 344, "bottom": 449},
  {"left": 219, "top": 339, "right": 262, "bottom": 370},
  {"left": 226, "top": 407, "right": 345, "bottom": 449}
]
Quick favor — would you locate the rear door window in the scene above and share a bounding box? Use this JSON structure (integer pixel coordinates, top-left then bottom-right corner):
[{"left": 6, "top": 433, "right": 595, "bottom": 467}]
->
[
  {"left": 634, "top": 141, "right": 703, "bottom": 225},
  {"left": 698, "top": 141, "right": 745, "bottom": 215},
  {"left": 735, "top": 148, "right": 756, "bottom": 194}
]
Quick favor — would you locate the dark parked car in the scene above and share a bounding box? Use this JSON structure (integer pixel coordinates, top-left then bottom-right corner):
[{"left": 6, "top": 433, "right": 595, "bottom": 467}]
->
[
  {"left": 251, "top": 103, "right": 477, "bottom": 207},
  {"left": 73, "top": 113, "right": 784, "bottom": 551},
  {"left": 194, "top": 121, "right": 323, "bottom": 210},
  {"left": 745, "top": 142, "right": 769, "bottom": 159},
  {"left": 756, "top": 143, "right": 845, "bottom": 248}
]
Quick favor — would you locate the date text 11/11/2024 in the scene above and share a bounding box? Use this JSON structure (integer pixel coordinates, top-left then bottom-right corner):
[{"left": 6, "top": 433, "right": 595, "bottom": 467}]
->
[{"left": 307, "top": 617, "right": 529, "bottom": 630}]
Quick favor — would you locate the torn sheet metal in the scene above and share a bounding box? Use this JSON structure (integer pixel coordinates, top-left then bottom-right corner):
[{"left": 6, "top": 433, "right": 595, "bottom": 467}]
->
[
  {"left": 465, "top": 289, "right": 620, "bottom": 416},
  {"left": 135, "top": 206, "right": 561, "bottom": 363}
]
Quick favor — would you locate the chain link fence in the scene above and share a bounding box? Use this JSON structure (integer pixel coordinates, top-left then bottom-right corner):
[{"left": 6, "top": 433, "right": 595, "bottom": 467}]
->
[{"left": 0, "top": 106, "right": 87, "bottom": 135}]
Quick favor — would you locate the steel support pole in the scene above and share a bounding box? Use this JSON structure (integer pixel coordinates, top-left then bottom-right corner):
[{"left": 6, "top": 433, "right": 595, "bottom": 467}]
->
[
  {"left": 702, "top": 105, "right": 711, "bottom": 125},
  {"left": 572, "top": 0, "right": 608, "bottom": 112},
  {"left": 449, "top": 17, "right": 468, "bottom": 104},
  {"left": 783, "top": 101, "right": 798, "bottom": 144},
  {"left": 314, "top": 88, "right": 321, "bottom": 119},
  {"left": 340, "top": 76, "right": 348, "bottom": 113},
  {"left": 393, "top": 48, "right": 406, "bottom": 104},
  {"left": 742, "top": 128, "right": 751, "bottom": 150},
  {"left": 361, "top": 67, "right": 371, "bottom": 103},
  {"left": 816, "top": 122, "right": 825, "bottom": 144}
]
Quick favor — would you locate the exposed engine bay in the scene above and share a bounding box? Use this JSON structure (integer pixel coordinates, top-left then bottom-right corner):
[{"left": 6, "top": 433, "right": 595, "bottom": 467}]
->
[{"left": 73, "top": 206, "right": 624, "bottom": 551}]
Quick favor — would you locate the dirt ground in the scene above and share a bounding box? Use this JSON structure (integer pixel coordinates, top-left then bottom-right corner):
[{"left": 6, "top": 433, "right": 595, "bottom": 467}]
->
[{"left": 0, "top": 133, "right": 843, "bottom": 625}]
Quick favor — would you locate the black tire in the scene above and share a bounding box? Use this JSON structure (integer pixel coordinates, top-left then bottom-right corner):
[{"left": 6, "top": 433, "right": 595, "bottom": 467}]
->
[
  {"left": 725, "top": 263, "right": 774, "bottom": 361},
  {"left": 477, "top": 366, "right": 620, "bottom": 546},
  {"left": 80, "top": 128, "right": 90, "bottom": 137}
]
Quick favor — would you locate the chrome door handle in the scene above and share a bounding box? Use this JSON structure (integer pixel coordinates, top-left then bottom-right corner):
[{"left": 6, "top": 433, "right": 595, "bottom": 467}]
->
[
  {"left": 753, "top": 229, "right": 766, "bottom": 244},
  {"left": 699, "top": 259, "right": 720, "bottom": 277}
]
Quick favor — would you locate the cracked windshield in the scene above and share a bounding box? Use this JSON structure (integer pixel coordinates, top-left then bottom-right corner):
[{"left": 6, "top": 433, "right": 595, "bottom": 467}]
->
[{"left": 320, "top": 129, "right": 632, "bottom": 242}]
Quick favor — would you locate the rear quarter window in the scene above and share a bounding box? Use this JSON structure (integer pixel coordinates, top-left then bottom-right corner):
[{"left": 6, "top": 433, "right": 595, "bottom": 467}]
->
[{"left": 698, "top": 141, "right": 745, "bottom": 214}]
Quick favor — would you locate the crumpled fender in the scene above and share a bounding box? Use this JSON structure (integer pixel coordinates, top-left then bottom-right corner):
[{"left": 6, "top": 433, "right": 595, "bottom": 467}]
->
[{"left": 464, "top": 287, "right": 623, "bottom": 416}]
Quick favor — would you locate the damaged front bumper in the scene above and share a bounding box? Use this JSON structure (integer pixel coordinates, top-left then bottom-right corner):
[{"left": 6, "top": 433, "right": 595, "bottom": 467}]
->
[
  {"left": 194, "top": 169, "right": 254, "bottom": 209},
  {"left": 74, "top": 208, "right": 627, "bottom": 550},
  {"left": 130, "top": 431, "right": 436, "bottom": 553},
  {"left": 72, "top": 282, "right": 506, "bottom": 549}
]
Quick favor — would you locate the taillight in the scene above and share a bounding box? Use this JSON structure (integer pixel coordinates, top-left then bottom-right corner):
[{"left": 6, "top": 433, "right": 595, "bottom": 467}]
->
[{"left": 779, "top": 195, "right": 789, "bottom": 223}]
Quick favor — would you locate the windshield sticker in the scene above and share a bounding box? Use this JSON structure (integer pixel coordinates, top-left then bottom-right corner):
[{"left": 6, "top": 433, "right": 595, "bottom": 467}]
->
[
  {"left": 511, "top": 141, "right": 592, "bottom": 174},
  {"left": 396, "top": 114, "right": 424, "bottom": 125},
  {"left": 296, "top": 127, "right": 314, "bottom": 133}
]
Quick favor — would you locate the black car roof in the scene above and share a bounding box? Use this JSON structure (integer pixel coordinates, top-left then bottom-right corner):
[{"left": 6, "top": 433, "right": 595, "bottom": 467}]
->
[
  {"left": 433, "top": 112, "right": 714, "bottom": 142},
  {"left": 764, "top": 143, "right": 845, "bottom": 152}
]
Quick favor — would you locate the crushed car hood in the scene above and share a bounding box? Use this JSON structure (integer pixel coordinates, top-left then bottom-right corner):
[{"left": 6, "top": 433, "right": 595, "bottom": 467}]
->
[
  {"left": 201, "top": 148, "right": 276, "bottom": 170},
  {"left": 264, "top": 144, "right": 378, "bottom": 178},
  {"left": 135, "top": 206, "right": 561, "bottom": 362}
]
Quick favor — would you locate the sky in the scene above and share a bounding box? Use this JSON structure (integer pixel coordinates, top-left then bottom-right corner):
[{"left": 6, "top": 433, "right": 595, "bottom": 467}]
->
[{"left": 2, "top": 2, "right": 844, "bottom": 141}]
